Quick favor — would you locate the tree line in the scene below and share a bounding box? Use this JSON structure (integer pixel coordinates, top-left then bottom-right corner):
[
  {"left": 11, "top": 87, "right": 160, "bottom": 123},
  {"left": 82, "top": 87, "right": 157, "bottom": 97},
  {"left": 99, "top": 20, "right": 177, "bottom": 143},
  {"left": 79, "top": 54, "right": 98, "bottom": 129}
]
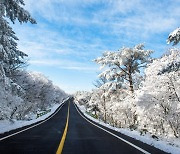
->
[
  {"left": 75, "top": 28, "right": 180, "bottom": 139},
  {"left": 0, "top": 1, "right": 67, "bottom": 121}
]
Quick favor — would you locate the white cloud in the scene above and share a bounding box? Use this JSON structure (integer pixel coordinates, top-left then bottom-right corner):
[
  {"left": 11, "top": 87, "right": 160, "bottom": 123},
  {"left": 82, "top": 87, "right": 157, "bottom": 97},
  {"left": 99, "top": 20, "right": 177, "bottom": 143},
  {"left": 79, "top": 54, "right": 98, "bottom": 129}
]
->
[
  {"left": 13, "top": 20, "right": 108, "bottom": 62},
  {"left": 22, "top": 0, "right": 180, "bottom": 40},
  {"left": 30, "top": 59, "right": 98, "bottom": 72},
  {"left": 14, "top": 0, "right": 180, "bottom": 69},
  {"left": 10, "top": 0, "right": 180, "bottom": 93},
  {"left": 15, "top": 0, "right": 180, "bottom": 59}
]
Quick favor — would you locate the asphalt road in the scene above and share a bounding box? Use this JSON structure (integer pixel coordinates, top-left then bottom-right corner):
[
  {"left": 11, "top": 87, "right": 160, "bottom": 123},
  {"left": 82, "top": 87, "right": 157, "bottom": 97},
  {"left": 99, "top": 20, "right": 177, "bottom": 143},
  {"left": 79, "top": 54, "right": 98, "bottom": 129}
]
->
[
  {"left": 63, "top": 102, "right": 166, "bottom": 154},
  {"left": 0, "top": 101, "right": 69, "bottom": 154},
  {"left": 0, "top": 99, "right": 167, "bottom": 154}
]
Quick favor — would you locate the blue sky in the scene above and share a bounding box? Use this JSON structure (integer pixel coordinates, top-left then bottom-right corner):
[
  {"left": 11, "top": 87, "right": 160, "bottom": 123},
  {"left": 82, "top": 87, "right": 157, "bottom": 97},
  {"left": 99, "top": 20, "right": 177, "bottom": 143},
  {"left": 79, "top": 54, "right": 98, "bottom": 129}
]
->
[{"left": 12, "top": 0, "right": 180, "bottom": 94}]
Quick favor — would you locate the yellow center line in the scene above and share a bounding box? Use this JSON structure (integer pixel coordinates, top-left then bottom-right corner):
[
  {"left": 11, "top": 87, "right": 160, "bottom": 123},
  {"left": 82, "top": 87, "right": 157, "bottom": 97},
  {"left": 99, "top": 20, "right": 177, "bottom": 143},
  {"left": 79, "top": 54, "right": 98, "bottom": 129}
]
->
[{"left": 56, "top": 102, "right": 70, "bottom": 154}]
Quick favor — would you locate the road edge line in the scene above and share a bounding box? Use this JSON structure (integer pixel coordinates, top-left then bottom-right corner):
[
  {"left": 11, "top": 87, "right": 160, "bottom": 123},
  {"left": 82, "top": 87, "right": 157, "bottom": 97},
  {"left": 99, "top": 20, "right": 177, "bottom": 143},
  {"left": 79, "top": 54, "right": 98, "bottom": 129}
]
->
[
  {"left": 56, "top": 102, "right": 70, "bottom": 154},
  {"left": 0, "top": 97, "right": 69, "bottom": 141},
  {"left": 74, "top": 103, "right": 151, "bottom": 154}
]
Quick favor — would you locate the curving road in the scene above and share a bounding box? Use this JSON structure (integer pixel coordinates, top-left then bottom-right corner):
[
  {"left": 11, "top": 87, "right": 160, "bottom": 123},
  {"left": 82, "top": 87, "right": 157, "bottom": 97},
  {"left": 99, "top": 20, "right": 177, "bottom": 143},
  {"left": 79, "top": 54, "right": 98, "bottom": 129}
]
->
[{"left": 0, "top": 98, "right": 167, "bottom": 154}]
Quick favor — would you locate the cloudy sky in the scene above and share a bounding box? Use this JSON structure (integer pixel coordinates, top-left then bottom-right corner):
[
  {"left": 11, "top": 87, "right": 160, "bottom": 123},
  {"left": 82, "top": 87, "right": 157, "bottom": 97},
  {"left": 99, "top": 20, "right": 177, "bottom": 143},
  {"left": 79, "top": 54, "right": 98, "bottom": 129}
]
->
[{"left": 12, "top": 0, "right": 180, "bottom": 93}]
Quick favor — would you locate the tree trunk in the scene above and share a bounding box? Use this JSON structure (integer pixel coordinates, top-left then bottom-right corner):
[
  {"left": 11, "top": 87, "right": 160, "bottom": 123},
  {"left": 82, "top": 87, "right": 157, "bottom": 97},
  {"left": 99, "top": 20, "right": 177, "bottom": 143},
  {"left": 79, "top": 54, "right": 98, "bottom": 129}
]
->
[
  {"left": 168, "top": 76, "right": 180, "bottom": 102},
  {"left": 169, "top": 121, "right": 179, "bottom": 138},
  {"left": 103, "top": 89, "right": 107, "bottom": 123},
  {"left": 129, "top": 75, "right": 134, "bottom": 93},
  {"left": 104, "top": 111, "right": 107, "bottom": 123},
  {"left": 10, "top": 107, "right": 17, "bottom": 119},
  {"left": 128, "top": 64, "right": 134, "bottom": 93}
]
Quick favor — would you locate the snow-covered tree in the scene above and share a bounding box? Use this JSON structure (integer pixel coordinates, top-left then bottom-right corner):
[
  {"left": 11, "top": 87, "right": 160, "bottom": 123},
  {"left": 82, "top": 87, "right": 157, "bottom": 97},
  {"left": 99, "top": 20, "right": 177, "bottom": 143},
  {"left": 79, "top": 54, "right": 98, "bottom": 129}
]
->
[
  {"left": 0, "top": 1, "right": 69, "bottom": 123},
  {"left": 93, "top": 77, "right": 110, "bottom": 122},
  {"left": 0, "top": 70, "right": 67, "bottom": 120},
  {"left": 74, "top": 91, "right": 91, "bottom": 106},
  {"left": 159, "top": 48, "right": 180, "bottom": 74},
  {"left": 94, "top": 44, "right": 153, "bottom": 93},
  {"left": 167, "top": 27, "right": 180, "bottom": 46},
  {"left": 137, "top": 49, "right": 180, "bottom": 137},
  {"left": 0, "top": 0, "right": 36, "bottom": 76}
]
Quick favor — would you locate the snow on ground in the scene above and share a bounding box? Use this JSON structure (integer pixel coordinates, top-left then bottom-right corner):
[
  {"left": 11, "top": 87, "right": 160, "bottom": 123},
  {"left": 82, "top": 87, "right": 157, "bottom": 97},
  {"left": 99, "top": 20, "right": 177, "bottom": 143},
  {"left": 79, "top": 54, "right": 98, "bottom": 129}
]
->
[
  {"left": 0, "top": 97, "right": 69, "bottom": 134},
  {"left": 76, "top": 103, "right": 180, "bottom": 154}
]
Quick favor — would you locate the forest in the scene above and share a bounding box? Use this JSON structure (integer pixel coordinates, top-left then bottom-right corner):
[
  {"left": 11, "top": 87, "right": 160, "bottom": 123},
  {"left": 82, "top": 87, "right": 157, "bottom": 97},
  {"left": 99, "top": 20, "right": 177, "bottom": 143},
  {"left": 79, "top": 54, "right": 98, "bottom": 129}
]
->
[{"left": 75, "top": 30, "right": 180, "bottom": 140}]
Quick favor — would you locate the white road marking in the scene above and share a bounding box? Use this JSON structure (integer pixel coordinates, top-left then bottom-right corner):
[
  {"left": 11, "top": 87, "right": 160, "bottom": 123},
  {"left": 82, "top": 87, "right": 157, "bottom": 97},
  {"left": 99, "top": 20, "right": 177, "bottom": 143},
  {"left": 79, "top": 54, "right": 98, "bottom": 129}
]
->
[
  {"left": 74, "top": 103, "right": 151, "bottom": 154},
  {"left": 0, "top": 98, "right": 69, "bottom": 141}
]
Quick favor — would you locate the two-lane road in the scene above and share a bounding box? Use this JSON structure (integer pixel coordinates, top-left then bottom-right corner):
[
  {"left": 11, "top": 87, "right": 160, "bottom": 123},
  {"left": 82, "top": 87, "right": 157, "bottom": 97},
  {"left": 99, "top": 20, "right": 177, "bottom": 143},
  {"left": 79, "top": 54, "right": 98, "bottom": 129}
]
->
[{"left": 0, "top": 99, "right": 167, "bottom": 154}]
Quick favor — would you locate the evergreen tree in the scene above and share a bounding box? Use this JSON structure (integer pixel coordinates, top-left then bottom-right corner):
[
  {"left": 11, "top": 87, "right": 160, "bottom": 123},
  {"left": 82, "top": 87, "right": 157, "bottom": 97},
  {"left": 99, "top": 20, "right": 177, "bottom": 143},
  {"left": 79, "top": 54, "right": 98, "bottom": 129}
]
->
[
  {"left": 94, "top": 44, "right": 153, "bottom": 93},
  {"left": 0, "top": 0, "right": 36, "bottom": 76},
  {"left": 167, "top": 27, "right": 180, "bottom": 46},
  {"left": 159, "top": 48, "right": 180, "bottom": 74}
]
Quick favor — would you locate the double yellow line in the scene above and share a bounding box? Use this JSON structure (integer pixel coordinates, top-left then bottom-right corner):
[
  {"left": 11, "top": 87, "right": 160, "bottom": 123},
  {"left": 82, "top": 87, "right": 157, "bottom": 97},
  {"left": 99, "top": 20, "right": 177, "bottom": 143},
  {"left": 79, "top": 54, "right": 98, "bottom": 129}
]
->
[{"left": 56, "top": 102, "right": 70, "bottom": 154}]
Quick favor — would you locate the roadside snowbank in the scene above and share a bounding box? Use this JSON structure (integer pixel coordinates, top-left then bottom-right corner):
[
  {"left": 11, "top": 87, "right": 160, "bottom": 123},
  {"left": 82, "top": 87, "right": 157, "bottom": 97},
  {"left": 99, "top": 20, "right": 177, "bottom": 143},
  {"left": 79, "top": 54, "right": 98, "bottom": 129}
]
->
[
  {"left": 76, "top": 103, "right": 180, "bottom": 154},
  {"left": 0, "top": 97, "right": 69, "bottom": 134}
]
